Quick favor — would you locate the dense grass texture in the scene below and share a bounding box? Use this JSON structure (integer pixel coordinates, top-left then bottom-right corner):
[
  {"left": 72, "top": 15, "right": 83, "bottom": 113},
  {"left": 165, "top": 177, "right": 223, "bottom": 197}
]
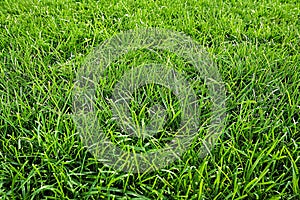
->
[{"left": 0, "top": 0, "right": 299, "bottom": 199}]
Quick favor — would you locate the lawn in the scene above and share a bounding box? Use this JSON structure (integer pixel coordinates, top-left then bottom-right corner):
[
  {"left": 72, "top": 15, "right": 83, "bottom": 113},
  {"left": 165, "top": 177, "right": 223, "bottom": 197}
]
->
[{"left": 0, "top": 0, "right": 299, "bottom": 199}]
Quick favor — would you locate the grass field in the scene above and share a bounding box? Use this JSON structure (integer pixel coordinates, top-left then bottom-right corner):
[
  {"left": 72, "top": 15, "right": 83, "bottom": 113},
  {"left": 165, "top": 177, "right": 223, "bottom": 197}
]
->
[{"left": 0, "top": 0, "right": 300, "bottom": 199}]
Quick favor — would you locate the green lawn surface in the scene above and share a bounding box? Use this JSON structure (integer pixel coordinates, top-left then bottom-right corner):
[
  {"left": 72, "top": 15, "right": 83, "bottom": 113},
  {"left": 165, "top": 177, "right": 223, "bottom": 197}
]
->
[{"left": 0, "top": 0, "right": 299, "bottom": 199}]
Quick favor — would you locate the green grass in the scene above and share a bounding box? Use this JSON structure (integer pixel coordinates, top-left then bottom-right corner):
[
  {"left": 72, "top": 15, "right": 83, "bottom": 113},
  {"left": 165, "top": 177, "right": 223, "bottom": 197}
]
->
[{"left": 0, "top": 0, "right": 299, "bottom": 199}]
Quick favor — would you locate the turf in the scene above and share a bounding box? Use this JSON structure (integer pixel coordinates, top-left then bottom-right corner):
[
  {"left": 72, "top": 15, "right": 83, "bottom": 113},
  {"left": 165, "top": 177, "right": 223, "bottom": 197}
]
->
[{"left": 0, "top": 0, "right": 299, "bottom": 199}]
